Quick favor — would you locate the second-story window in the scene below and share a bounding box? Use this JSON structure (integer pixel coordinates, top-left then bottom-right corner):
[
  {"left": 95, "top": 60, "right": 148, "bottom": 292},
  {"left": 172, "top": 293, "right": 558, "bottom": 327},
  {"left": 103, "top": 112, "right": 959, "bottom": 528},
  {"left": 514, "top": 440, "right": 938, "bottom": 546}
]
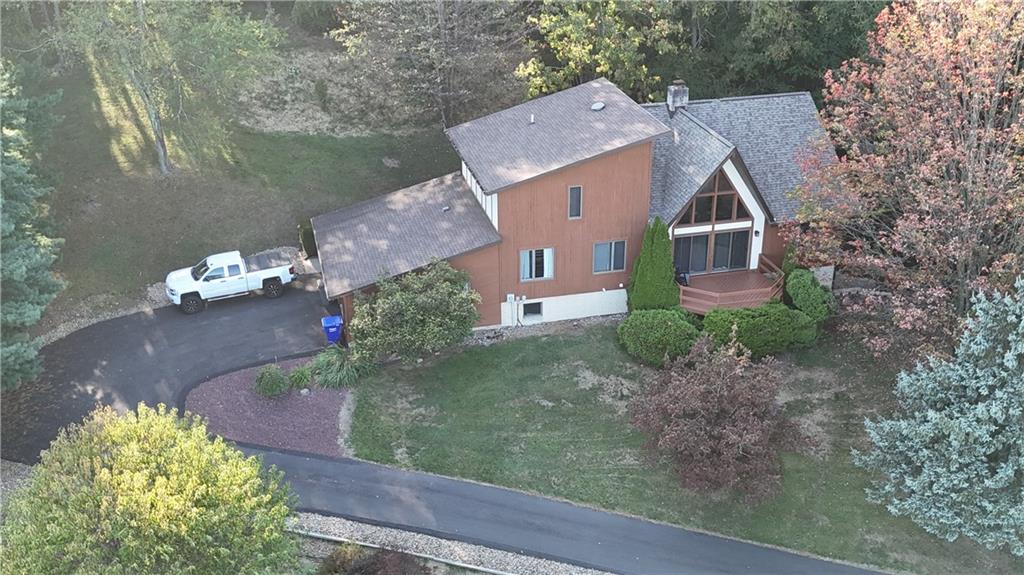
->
[
  {"left": 520, "top": 248, "right": 554, "bottom": 281},
  {"left": 568, "top": 185, "right": 582, "bottom": 219}
]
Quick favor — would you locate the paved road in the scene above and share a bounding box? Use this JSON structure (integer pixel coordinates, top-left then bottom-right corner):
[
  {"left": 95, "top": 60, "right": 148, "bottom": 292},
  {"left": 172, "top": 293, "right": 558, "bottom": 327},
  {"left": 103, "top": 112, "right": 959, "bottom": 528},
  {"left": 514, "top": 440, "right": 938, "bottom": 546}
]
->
[{"left": 2, "top": 284, "right": 880, "bottom": 575}]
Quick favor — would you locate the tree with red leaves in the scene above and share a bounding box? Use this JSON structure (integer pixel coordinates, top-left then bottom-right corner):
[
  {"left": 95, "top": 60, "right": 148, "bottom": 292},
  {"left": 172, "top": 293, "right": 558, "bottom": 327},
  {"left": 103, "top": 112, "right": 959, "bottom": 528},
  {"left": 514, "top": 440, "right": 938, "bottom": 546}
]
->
[
  {"left": 630, "top": 336, "right": 785, "bottom": 501},
  {"left": 786, "top": 1, "right": 1024, "bottom": 345}
]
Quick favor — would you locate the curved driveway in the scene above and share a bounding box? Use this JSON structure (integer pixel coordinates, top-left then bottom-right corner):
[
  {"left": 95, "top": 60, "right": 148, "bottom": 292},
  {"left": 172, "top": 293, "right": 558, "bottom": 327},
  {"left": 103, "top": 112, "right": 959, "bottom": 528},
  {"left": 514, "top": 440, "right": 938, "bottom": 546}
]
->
[{"left": 1, "top": 283, "right": 879, "bottom": 575}]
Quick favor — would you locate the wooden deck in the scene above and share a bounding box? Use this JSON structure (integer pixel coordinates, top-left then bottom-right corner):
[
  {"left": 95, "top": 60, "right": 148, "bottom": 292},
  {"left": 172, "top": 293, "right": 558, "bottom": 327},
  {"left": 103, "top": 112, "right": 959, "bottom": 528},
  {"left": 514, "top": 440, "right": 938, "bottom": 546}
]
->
[{"left": 679, "top": 255, "right": 784, "bottom": 314}]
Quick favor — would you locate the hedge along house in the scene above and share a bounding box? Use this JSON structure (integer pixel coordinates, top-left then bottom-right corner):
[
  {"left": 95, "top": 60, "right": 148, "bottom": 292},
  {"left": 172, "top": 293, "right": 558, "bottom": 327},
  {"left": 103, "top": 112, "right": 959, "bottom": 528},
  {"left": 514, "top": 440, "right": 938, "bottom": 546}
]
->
[{"left": 312, "top": 78, "right": 833, "bottom": 327}]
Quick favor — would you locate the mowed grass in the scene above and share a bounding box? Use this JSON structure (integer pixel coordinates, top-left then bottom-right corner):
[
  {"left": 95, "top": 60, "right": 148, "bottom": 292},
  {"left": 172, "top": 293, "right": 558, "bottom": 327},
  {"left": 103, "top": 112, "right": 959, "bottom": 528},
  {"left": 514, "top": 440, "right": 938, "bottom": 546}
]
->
[
  {"left": 350, "top": 325, "right": 1023, "bottom": 575},
  {"left": 34, "top": 62, "right": 457, "bottom": 304}
]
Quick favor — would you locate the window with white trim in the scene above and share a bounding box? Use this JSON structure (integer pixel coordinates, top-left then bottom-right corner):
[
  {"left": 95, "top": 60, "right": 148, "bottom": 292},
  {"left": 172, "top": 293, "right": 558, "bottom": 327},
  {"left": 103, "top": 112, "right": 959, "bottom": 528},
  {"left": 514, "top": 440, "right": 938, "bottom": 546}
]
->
[
  {"left": 523, "top": 302, "right": 542, "bottom": 317},
  {"left": 520, "top": 248, "right": 554, "bottom": 281},
  {"left": 568, "top": 186, "right": 582, "bottom": 219},
  {"left": 593, "top": 240, "right": 626, "bottom": 273}
]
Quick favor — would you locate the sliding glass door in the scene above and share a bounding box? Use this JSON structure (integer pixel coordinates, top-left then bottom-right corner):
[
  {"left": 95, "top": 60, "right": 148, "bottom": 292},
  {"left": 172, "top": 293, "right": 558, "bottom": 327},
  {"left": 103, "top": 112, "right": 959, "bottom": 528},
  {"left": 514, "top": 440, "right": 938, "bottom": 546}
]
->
[{"left": 674, "top": 230, "right": 750, "bottom": 275}]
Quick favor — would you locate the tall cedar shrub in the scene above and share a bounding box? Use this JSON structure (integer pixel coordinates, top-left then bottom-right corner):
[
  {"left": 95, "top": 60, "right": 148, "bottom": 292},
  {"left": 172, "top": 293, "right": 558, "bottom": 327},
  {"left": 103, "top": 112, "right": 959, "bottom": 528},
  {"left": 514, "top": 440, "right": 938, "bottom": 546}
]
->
[
  {"left": 703, "top": 303, "right": 803, "bottom": 357},
  {"left": 786, "top": 268, "right": 836, "bottom": 324},
  {"left": 618, "top": 309, "right": 700, "bottom": 367},
  {"left": 631, "top": 336, "right": 785, "bottom": 501},
  {"left": 628, "top": 217, "right": 678, "bottom": 310},
  {"left": 350, "top": 260, "right": 480, "bottom": 363},
  {"left": 0, "top": 404, "right": 297, "bottom": 573},
  {"left": 854, "top": 277, "right": 1024, "bottom": 556}
]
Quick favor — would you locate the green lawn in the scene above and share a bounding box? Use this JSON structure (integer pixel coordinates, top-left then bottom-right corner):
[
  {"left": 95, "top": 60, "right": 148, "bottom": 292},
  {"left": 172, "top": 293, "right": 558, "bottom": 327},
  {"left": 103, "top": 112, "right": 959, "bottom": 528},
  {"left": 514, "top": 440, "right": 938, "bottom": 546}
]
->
[
  {"left": 33, "top": 62, "right": 457, "bottom": 305},
  {"left": 350, "top": 325, "right": 1023, "bottom": 575}
]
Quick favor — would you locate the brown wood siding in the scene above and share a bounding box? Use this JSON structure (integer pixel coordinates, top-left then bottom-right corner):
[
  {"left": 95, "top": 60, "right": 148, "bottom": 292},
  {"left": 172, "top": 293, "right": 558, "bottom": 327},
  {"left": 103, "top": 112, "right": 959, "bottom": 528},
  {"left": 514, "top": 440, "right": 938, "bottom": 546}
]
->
[
  {"left": 761, "top": 224, "right": 787, "bottom": 266},
  {"left": 495, "top": 142, "right": 653, "bottom": 301},
  {"left": 448, "top": 245, "right": 502, "bottom": 326}
]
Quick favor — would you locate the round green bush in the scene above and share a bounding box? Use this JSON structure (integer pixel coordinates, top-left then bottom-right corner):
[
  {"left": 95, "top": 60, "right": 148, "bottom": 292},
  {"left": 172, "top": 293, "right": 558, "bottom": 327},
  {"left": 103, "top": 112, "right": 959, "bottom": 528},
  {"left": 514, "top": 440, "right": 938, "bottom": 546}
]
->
[
  {"left": 703, "top": 303, "right": 798, "bottom": 357},
  {"left": 785, "top": 268, "right": 836, "bottom": 324},
  {"left": 618, "top": 309, "right": 700, "bottom": 367},
  {"left": 255, "top": 364, "right": 289, "bottom": 397},
  {"left": 288, "top": 364, "right": 312, "bottom": 389}
]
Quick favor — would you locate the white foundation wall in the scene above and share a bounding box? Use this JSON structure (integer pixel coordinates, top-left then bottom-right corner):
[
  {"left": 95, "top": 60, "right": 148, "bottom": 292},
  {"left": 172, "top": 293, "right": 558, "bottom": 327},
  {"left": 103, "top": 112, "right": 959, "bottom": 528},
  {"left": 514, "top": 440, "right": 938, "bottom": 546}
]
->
[{"left": 500, "top": 289, "right": 628, "bottom": 326}]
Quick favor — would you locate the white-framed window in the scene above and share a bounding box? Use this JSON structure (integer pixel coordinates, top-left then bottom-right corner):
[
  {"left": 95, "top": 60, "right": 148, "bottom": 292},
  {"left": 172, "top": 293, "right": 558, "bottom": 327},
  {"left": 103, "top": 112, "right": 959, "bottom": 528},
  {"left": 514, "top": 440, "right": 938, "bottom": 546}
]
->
[
  {"left": 520, "top": 248, "right": 554, "bottom": 281},
  {"left": 568, "top": 185, "right": 582, "bottom": 219},
  {"left": 593, "top": 240, "right": 626, "bottom": 273}
]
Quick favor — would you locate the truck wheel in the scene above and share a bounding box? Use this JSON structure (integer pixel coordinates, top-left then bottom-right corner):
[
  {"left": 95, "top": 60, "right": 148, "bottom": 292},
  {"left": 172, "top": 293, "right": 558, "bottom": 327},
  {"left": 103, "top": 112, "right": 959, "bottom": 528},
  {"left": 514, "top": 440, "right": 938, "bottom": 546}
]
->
[
  {"left": 179, "top": 294, "right": 204, "bottom": 314},
  {"left": 263, "top": 279, "right": 284, "bottom": 298}
]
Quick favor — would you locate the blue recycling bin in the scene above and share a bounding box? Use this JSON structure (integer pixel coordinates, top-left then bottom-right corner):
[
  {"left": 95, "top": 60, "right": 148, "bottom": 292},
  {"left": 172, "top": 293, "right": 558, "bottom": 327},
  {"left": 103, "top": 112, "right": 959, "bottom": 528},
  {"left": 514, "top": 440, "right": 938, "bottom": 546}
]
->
[{"left": 321, "top": 315, "right": 343, "bottom": 344}]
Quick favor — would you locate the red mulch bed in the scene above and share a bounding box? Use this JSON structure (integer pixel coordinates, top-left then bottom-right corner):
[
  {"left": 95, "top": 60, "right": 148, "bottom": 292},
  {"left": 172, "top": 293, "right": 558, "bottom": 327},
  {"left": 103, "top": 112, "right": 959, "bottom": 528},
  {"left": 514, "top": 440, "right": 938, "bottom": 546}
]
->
[{"left": 185, "top": 358, "right": 348, "bottom": 458}]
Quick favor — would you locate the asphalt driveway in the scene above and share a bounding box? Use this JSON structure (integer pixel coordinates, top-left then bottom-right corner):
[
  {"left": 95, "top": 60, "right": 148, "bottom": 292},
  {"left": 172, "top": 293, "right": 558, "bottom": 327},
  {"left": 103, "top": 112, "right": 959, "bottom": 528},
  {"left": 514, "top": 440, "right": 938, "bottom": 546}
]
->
[
  {"left": 1, "top": 279, "right": 326, "bottom": 463},
  {"left": 1, "top": 283, "right": 881, "bottom": 575}
]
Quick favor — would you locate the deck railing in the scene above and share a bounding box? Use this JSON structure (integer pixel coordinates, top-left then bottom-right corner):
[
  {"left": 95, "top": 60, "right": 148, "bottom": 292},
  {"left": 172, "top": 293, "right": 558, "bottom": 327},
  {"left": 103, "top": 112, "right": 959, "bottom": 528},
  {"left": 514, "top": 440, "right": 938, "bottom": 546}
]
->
[{"left": 678, "top": 255, "right": 785, "bottom": 313}]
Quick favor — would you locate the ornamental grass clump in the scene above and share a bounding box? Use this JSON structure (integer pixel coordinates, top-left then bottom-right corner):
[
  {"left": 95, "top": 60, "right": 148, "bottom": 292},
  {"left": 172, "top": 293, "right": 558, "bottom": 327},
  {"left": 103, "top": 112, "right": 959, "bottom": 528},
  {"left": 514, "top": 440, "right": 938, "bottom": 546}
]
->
[{"left": 255, "top": 364, "right": 289, "bottom": 397}]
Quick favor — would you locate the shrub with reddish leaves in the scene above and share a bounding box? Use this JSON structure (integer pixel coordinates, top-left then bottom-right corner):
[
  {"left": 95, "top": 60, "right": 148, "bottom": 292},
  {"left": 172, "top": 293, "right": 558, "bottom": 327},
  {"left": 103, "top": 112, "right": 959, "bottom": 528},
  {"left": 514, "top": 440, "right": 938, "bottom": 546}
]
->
[{"left": 630, "top": 336, "right": 785, "bottom": 501}]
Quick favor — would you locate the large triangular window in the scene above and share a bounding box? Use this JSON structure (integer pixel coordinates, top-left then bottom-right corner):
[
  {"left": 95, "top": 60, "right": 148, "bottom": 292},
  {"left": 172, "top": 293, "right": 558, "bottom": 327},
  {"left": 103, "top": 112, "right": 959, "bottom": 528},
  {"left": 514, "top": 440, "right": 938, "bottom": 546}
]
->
[{"left": 675, "top": 170, "right": 752, "bottom": 227}]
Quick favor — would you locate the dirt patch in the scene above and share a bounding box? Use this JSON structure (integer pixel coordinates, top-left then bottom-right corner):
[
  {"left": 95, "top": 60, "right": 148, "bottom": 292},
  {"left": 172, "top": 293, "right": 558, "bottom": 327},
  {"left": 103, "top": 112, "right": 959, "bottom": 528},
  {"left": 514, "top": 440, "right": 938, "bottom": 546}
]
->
[
  {"left": 776, "top": 363, "right": 846, "bottom": 457},
  {"left": 185, "top": 358, "right": 349, "bottom": 459}
]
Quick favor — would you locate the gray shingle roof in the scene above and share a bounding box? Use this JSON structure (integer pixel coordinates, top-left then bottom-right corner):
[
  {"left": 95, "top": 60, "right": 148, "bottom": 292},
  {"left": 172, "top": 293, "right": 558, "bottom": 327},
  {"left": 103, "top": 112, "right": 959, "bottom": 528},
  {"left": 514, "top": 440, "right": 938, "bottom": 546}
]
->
[
  {"left": 446, "top": 78, "right": 670, "bottom": 193},
  {"left": 643, "top": 92, "right": 832, "bottom": 223},
  {"left": 312, "top": 173, "right": 501, "bottom": 298},
  {"left": 645, "top": 106, "right": 734, "bottom": 223}
]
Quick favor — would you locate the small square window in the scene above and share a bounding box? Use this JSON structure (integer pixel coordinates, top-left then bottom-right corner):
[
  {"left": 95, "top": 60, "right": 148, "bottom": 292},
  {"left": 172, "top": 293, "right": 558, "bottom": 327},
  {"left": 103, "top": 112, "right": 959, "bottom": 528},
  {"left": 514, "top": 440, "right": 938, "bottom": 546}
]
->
[
  {"left": 568, "top": 186, "right": 582, "bottom": 219},
  {"left": 520, "top": 248, "right": 554, "bottom": 281},
  {"left": 694, "top": 196, "right": 713, "bottom": 223},
  {"left": 523, "top": 302, "right": 542, "bottom": 317}
]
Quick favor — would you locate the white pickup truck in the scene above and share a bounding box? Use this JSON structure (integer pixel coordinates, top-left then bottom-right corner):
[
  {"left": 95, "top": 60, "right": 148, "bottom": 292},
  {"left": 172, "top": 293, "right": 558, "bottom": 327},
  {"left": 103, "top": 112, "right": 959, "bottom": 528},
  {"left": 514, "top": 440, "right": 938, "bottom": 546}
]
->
[{"left": 165, "top": 251, "right": 296, "bottom": 314}]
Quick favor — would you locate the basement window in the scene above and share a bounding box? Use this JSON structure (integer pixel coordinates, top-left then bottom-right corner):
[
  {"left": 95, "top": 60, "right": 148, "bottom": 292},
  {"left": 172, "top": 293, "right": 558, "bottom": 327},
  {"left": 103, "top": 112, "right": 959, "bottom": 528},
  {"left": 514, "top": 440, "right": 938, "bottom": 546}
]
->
[{"left": 523, "top": 302, "right": 542, "bottom": 317}]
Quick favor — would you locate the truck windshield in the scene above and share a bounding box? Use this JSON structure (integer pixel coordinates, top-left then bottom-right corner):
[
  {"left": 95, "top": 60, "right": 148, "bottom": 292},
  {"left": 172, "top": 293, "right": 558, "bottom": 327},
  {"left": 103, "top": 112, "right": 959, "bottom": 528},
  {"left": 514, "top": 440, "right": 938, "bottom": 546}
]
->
[{"left": 190, "top": 259, "right": 210, "bottom": 281}]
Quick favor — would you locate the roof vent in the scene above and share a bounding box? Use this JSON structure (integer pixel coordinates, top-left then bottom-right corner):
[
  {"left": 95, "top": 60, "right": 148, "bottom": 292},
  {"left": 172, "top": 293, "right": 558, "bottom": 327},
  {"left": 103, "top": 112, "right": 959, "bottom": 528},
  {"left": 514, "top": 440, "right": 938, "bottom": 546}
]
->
[
  {"left": 441, "top": 205, "right": 451, "bottom": 213},
  {"left": 529, "top": 114, "right": 535, "bottom": 125},
  {"left": 591, "top": 101, "right": 606, "bottom": 112}
]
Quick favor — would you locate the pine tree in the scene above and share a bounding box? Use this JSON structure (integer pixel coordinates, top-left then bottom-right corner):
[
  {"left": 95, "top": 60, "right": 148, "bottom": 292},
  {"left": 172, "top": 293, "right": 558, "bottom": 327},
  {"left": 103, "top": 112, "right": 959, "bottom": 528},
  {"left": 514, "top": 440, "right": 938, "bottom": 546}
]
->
[
  {"left": 628, "top": 217, "right": 678, "bottom": 310},
  {"left": 1, "top": 69, "right": 63, "bottom": 391},
  {"left": 854, "top": 277, "right": 1024, "bottom": 556}
]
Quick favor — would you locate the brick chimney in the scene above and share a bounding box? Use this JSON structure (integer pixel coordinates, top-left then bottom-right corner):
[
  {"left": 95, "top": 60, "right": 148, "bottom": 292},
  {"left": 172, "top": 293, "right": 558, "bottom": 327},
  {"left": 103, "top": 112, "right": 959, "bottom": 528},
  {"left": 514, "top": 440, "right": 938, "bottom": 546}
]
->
[{"left": 667, "top": 80, "right": 689, "bottom": 116}]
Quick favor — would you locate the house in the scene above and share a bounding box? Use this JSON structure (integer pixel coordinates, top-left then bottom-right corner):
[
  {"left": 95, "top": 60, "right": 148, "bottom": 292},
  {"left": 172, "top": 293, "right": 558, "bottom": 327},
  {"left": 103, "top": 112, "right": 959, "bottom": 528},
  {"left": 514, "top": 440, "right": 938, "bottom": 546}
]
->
[{"left": 312, "top": 78, "right": 832, "bottom": 328}]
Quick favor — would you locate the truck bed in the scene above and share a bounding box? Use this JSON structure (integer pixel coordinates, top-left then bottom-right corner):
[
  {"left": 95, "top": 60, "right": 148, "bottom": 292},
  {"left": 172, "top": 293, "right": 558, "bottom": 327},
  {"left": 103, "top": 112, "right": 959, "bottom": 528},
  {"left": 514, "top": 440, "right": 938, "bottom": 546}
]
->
[{"left": 244, "top": 251, "right": 292, "bottom": 273}]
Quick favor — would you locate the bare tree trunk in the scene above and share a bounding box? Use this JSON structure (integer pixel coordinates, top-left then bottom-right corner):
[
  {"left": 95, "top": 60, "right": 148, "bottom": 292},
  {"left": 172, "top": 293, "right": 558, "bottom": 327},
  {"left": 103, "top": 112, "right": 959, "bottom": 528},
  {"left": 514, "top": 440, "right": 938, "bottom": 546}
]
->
[
  {"left": 51, "top": 1, "right": 67, "bottom": 71},
  {"left": 691, "top": 3, "right": 702, "bottom": 48},
  {"left": 132, "top": 0, "right": 172, "bottom": 174}
]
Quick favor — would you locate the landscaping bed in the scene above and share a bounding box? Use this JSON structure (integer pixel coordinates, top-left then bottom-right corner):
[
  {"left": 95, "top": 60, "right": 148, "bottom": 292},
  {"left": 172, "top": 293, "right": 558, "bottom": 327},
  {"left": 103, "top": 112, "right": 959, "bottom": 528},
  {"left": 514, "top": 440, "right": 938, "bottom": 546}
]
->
[
  {"left": 185, "top": 358, "right": 351, "bottom": 458},
  {"left": 349, "top": 324, "right": 1023, "bottom": 575}
]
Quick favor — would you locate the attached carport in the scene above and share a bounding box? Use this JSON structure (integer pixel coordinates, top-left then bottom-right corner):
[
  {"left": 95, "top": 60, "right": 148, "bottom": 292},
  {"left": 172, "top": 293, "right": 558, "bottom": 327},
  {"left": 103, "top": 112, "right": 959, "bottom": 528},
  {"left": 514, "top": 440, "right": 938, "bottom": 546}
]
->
[{"left": 311, "top": 172, "right": 502, "bottom": 338}]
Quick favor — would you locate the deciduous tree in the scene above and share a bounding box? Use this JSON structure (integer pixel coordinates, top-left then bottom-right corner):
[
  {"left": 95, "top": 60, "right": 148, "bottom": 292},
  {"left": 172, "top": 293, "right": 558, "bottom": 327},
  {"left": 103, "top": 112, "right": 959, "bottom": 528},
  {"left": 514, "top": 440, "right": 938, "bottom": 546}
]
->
[
  {"left": 338, "top": 0, "right": 532, "bottom": 127},
  {"left": 350, "top": 260, "right": 480, "bottom": 362},
  {"left": 517, "top": 0, "right": 680, "bottom": 101},
  {"left": 62, "top": 1, "right": 281, "bottom": 173},
  {"left": 854, "top": 277, "right": 1024, "bottom": 556},
  {"left": 1, "top": 403, "right": 298, "bottom": 573},
  {"left": 0, "top": 68, "right": 63, "bottom": 391},
  {"left": 631, "top": 336, "right": 785, "bottom": 501},
  {"left": 787, "top": 1, "right": 1024, "bottom": 343}
]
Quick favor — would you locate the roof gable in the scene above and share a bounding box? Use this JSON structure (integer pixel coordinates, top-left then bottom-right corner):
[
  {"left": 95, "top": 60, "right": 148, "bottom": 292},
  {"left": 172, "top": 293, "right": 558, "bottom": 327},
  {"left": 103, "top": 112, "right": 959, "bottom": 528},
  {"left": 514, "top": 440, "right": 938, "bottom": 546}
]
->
[
  {"left": 446, "top": 78, "right": 669, "bottom": 194},
  {"left": 642, "top": 93, "right": 832, "bottom": 222}
]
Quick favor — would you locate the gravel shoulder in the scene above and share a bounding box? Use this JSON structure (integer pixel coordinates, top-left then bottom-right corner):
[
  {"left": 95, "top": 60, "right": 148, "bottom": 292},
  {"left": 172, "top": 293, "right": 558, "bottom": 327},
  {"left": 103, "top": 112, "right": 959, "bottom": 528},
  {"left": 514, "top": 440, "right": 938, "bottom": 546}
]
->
[{"left": 292, "top": 512, "right": 612, "bottom": 575}]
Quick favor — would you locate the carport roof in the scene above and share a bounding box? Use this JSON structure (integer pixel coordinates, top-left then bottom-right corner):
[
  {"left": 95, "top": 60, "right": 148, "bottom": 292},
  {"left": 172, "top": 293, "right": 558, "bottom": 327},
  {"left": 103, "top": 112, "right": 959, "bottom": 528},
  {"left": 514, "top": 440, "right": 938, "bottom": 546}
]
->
[{"left": 312, "top": 172, "right": 501, "bottom": 299}]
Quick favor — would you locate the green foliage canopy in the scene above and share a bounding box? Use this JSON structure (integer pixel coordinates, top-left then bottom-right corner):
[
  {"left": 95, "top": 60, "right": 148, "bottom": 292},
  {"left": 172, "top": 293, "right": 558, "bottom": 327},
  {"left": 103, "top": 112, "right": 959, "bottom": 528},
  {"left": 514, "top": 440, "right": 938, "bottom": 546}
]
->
[
  {"left": 1, "top": 403, "right": 298, "bottom": 573},
  {"left": 628, "top": 217, "right": 677, "bottom": 311},
  {"left": 703, "top": 303, "right": 814, "bottom": 357},
  {"left": 785, "top": 268, "right": 836, "bottom": 324},
  {"left": 855, "top": 278, "right": 1024, "bottom": 556},
  {"left": 350, "top": 260, "right": 481, "bottom": 363},
  {"left": 0, "top": 68, "right": 63, "bottom": 391},
  {"left": 62, "top": 0, "right": 281, "bottom": 172}
]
